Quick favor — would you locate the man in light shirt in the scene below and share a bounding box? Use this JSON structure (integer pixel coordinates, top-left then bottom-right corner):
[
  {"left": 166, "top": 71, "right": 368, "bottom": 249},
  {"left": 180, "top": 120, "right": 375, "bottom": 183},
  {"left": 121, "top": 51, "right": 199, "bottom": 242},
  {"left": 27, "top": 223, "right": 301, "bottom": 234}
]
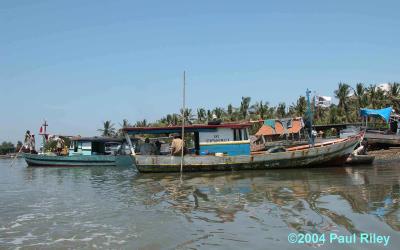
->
[{"left": 170, "top": 135, "right": 183, "bottom": 156}]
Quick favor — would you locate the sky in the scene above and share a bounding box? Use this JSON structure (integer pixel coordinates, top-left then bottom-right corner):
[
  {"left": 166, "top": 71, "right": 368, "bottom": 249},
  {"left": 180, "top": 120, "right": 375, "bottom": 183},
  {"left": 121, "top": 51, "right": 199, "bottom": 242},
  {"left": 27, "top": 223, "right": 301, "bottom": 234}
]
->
[{"left": 1, "top": 0, "right": 399, "bottom": 143}]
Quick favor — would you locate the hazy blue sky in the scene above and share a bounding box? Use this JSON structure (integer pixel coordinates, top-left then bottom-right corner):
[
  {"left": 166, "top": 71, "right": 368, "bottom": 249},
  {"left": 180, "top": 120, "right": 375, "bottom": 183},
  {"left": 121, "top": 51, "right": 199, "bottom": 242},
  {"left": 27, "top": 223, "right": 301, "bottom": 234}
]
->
[{"left": 1, "top": 0, "right": 399, "bottom": 143}]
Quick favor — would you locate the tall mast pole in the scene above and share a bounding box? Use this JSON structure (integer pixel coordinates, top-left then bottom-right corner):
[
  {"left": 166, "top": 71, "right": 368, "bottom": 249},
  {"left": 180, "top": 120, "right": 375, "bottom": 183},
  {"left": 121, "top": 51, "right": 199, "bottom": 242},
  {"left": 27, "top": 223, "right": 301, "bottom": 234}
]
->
[
  {"left": 42, "top": 120, "right": 48, "bottom": 153},
  {"left": 306, "top": 89, "right": 314, "bottom": 146},
  {"left": 180, "top": 71, "right": 186, "bottom": 173}
]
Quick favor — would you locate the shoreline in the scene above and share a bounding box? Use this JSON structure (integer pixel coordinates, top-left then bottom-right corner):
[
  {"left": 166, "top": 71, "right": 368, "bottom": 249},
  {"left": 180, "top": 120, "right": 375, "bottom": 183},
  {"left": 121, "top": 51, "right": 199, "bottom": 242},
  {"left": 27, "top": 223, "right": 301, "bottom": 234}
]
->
[{"left": 369, "top": 148, "right": 400, "bottom": 161}]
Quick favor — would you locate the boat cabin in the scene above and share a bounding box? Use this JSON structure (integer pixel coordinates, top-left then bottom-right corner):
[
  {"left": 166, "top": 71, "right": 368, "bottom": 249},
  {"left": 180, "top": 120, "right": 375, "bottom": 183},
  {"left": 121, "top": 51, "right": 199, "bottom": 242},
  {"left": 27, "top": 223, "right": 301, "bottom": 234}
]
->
[
  {"left": 69, "top": 137, "right": 125, "bottom": 156},
  {"left": 123, "top": 123, "right": 252, "bottom": 156}
]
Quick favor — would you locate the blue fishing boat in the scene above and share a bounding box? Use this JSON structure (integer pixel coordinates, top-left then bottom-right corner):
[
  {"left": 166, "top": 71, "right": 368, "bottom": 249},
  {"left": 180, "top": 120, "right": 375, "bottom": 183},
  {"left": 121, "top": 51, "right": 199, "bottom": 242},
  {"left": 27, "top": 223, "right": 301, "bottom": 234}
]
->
[{"left": 23, "top": 137, "right": 134, "bottom": 167}]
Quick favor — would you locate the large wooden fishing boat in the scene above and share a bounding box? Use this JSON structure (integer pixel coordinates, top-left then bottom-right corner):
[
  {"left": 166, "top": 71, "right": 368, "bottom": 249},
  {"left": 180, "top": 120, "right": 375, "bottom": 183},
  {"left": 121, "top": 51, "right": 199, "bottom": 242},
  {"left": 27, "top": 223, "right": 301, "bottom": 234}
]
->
[
  {"left": 23, "top": 137, "right": 134, "bottom": 167},
  {"left": 123, "top": 124, "right": 363, "bottom": 173}
]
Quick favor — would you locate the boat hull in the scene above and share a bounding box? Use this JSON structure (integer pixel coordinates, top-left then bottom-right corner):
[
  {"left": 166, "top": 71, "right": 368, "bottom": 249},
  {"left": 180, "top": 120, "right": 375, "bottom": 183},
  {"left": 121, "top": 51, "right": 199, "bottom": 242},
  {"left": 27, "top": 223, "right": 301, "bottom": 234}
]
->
[
  {"left": 365, "top": 132, "right": 400, "bottom": 146},
  {"left": 134, "top": 134, "right": 362, "bottom": 173},
  {"left": 23, "top": 153, "right": 134, "bottom": 167}
]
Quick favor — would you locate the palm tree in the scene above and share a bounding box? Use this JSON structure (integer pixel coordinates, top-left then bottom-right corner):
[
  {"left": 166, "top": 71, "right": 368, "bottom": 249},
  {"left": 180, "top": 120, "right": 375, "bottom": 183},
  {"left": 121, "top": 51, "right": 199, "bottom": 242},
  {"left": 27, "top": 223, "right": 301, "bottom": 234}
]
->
[
  {"left": 116, "top": 119, "right": 130, "bottom": 136},
  {"left": 227, "top": 104, "right": 235, "bottom": 121},
  {"left": 389, "top": 82, "right": 400, "bottom": 101},
  {"left": 98, "top": 120, "right": 116, "bottom": 137},
  {"left": 375, "top": 88, "right": 386, "bottom": 109},
  {"left": 120, "top": 119, "right": 130, "bottom": 128},
  {"left": 135, "top": 119, "right": 149, "bottom": 127},
  {"left": 196, "top": 108, "right": 206, "bottom": 123},
  {"left": 389, "top": 82, "right": 400, "bottom": 112},
  {"left": 276, "top": 103, "right": 286, "bottom": 118},
  {"left": 163, "top": 114, "right": 180, "bottom": 126},
  {"left": 294, "top": 96, "right": 307, "bottom": 117},
  {"left": 334, "top": 83, "right": 351, "bottom": 122},
  {"left": 206, "top": 109, "right": 213, "bottom": 121},
  {"left": 251, "top": 101, "right": 268, "bottom": 119},
  {"left": 180, "top": 108, "right": 194, "bottom": 124},
  {"left": 354, "top": 83, "right": 367, "bottom": 109},
  {"left": 240, "top": 96, "right": 251, "bottom": 120},
  {"left": 213, "top": 107, "right": 225, "bottom": 119},
  {"left": 367, "top": 84, "right": 378, "bottom": 109},
  {"left": 328, "top": 105, "right": 340, "bottom": 124}
]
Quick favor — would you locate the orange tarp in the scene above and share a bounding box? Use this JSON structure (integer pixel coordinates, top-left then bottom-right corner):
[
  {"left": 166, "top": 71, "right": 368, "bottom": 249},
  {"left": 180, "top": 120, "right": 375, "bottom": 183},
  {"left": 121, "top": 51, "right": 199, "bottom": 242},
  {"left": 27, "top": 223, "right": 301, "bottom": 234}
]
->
[{"left": 256, "top": 118, "right": 303, "bottom": 136}]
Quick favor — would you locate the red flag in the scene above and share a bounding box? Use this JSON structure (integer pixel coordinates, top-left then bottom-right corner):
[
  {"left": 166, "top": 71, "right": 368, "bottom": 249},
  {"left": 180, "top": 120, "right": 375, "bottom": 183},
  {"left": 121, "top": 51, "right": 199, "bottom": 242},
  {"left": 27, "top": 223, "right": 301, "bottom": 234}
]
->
[{"left": 39, "top": 126, "right": 43, "bottom": 134}]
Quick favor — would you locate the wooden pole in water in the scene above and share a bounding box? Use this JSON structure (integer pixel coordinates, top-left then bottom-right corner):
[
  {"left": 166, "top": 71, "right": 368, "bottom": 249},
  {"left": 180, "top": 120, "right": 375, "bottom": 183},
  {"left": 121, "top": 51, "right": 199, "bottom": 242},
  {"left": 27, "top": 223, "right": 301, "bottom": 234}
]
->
[{"left": 180, "top": 71, "right": 186, "bottom": 173}]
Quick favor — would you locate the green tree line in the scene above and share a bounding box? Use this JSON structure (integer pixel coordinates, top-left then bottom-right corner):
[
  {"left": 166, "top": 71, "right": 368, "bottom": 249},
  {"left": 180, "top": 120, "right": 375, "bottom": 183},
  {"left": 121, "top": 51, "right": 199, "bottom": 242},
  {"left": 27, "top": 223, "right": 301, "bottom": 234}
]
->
[
  {"left": 0, "top": 141, "right": 23, "bottom": 155},
  {"left": 99, "top": 82, "right": 400, "bottom": 136}
]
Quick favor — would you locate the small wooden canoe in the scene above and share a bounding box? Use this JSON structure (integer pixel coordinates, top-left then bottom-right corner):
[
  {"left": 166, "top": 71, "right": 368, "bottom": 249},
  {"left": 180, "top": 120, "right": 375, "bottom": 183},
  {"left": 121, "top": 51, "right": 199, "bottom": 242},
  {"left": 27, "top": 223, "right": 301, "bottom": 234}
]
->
[{"left": 345, "top": 155, "right": 375, "bottom": 165}]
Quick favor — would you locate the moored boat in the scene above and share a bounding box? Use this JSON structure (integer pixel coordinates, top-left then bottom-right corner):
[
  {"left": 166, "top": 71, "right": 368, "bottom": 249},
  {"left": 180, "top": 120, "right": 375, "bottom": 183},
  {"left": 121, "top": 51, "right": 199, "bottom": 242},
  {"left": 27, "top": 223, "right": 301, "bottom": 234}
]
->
[
  {"left": 122, "top": 124, "right": 363, "bottom": 173},
  {"left": 360, "top": 107, "right": 400, "bottom": 147},
  {"left": 23, "top": 137, "right": 134, "bottom": 167}
]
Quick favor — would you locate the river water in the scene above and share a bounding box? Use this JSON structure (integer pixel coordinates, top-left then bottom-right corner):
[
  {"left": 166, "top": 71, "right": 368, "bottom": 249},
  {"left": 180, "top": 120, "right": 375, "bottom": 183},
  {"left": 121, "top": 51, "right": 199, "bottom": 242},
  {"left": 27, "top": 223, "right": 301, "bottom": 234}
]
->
[{"left": 0, "top": 158, "right": 399, "bottom": 249}]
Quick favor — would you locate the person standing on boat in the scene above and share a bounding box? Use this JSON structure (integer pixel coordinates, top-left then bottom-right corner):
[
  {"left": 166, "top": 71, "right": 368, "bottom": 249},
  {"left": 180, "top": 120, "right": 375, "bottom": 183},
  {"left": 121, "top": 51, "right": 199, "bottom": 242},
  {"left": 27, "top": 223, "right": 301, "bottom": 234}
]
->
[
  {"left": 30, "top": 134, "right": 36, "bottom": 153},
  {"left": 154, "top": 140, "right": 161, "bottom": 155},
  {"left": 56, "top": 137, "right": 64, "bottom": 155},
  {"left": 170, "top": 135, "right": 183, "bottom": 156},
  {"left": 24, "top": 130, "right": 31, "bottom": 151},
  {"left": 140, "top": 138, "right": 155, "bottom": 155}
]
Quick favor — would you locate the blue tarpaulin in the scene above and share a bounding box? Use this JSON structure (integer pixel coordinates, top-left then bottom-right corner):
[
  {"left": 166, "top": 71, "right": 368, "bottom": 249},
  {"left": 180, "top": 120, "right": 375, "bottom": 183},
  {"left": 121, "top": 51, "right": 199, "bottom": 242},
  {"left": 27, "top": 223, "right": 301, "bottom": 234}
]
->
[
  {"left": 264, "top": 119, "right": 276, "bottom": 129},
  {"left": 360, "top": 107, "right": 392, "bottom": 123}
]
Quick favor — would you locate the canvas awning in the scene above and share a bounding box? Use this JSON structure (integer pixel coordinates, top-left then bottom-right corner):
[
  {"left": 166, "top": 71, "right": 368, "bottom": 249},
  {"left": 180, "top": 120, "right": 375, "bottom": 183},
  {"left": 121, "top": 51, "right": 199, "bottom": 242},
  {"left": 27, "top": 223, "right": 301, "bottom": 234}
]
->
[{"left": 360, "top": 107, "right": 392, "bottom": 123}]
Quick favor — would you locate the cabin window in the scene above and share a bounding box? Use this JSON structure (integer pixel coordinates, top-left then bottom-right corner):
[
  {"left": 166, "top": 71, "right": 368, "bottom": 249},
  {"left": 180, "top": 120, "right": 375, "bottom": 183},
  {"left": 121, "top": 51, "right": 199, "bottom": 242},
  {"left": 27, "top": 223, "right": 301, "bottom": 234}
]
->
[
  {"left": 233, "top": 129, "right": 242, "bottom": 141},
  {"left": 242, "top": 129, "right": 248, "bottom": 140},
  {"left": 82, "top": 142, "right": 91, "bottom": 150}
]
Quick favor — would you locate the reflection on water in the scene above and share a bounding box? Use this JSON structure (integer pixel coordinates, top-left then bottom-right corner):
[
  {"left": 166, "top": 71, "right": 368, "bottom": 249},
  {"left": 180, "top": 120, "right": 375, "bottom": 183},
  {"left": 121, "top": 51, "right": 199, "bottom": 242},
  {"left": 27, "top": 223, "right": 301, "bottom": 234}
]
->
[{"left": 0, "top": 158, "right": 399, "bottom": 249}]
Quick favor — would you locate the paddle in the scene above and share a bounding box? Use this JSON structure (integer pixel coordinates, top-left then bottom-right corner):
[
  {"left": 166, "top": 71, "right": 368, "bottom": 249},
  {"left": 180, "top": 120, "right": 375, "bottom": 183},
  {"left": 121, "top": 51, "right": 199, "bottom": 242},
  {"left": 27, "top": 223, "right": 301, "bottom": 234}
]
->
[{"left": 10, "top": 145, "right": 24, "bottom": 167}]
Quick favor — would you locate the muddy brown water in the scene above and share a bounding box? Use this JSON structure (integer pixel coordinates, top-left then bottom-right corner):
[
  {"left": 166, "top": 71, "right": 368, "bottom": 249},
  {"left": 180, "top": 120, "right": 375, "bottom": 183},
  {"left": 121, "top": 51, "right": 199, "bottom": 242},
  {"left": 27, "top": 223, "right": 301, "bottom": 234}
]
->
[{"left": 0, "top": 158, "right": 399, "bottom": 249}]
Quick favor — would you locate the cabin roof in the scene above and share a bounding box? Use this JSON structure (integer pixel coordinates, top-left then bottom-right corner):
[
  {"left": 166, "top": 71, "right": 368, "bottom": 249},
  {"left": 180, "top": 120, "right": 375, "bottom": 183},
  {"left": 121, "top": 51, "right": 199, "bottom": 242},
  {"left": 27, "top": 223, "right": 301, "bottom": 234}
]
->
[
  {"left": 123, "top": 123, "right": 252, "bottom": 135},
  {"left": 71, "top": 136, "right": 124, "bottom": 143},
  {"left": 256, "top": 118, "right": 304, "bottom": 136}
]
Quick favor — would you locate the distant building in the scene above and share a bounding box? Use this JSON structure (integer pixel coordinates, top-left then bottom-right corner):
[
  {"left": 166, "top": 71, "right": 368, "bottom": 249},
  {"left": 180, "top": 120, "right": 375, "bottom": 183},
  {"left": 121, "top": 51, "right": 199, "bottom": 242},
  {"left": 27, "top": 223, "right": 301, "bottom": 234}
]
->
[
  {"left": 376, "top": 83, "right": 391, "bottom": 92},
  {"left": 315, "top": 96, "right": 332, "bottom": 108}
]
